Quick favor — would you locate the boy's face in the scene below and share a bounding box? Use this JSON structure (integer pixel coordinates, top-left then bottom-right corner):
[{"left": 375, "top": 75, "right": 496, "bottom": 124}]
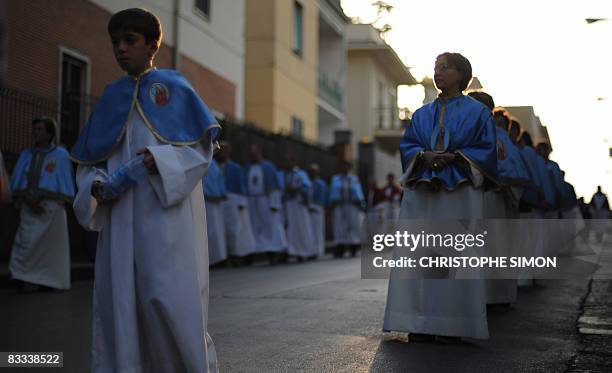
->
[
  {"left": 32, "top": 122, "right": 51, "bottom": 146},
  {"left": 110, "top": 31, "right": 156, "bottom": 76}
]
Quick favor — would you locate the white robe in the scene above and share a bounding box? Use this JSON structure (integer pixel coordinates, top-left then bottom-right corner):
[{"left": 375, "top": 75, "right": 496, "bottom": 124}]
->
[
  {"left": 309, "top": 204, "right": 326, "bottom": 257},
  {"left": 206, "top": 198, "right": 227, "bottom": 265},
  {"left": 332, "top": 204, "right": 363, "bottom": 246},
  {"left": 223, "top": 192, "right": 256, "bottom": 257},
  {"left": 285, "top": 198, "right": 315, "bottom": 257},
  {"left": 484, "top": 190, "right": 517, "bottom": 305},
  {"left": 73, "top": 111, "right": 217, "bottom": 373},
  {"left": 383, "top": 184, "right": 489, "bottom": 339},
  {"left": 9, "top": 200, "right": 71, "bottom": 289},
  {"left": 248, "top": 189, "right": 287, "bottom": 253}
]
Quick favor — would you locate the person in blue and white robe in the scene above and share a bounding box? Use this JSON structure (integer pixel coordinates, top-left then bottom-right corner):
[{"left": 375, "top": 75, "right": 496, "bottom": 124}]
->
[
  {"left": 71, "top": 23, "right": 220, "bottom": 371},
  {"left": 384, "top": 53, "right": 497, "bottom": 342},
  {"left": 329, "top": 161, "right": 365, "bottom": 258},
  {"left": 244, "top": 144, "right": 287, "bottom": 264},
  {"left": 203, "top": 157, "right": 228, "bottom": 266},
  {"left": 280, "top": 155, "right": 314, "bottom": 261},
  {"left": 308, "top": 164, "right": 328, "bottom": 258},
  {"left": 216, "top": 142, "right": 257, "bottom": 262},
  {"left": 10, "top": 117, "right": 75, "bottom": 291},
  {"left": 469, "top": 92, "right": 530, "bottom": 305}
]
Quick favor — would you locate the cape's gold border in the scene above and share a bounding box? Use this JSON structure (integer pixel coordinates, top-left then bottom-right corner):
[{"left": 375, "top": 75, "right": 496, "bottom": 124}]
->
[{"left": 70, "top": 71, "right": 221, "bottom": 165}]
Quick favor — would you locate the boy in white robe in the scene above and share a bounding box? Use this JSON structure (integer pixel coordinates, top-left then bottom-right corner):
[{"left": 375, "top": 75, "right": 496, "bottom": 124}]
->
[{"left": 70, "top": 9, "right": 219, "bottom": 372}]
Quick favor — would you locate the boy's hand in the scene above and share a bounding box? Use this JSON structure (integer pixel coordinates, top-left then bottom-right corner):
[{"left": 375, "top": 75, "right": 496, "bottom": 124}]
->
[
  {"left": 136, "top": 148, "right": 159, "bottom": 175},
  {"left": 92, "top": 181, "right": 118, "bottom": 206}
]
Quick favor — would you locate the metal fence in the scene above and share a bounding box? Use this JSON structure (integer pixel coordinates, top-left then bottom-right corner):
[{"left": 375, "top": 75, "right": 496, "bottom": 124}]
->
[
  {"left": 1, "top": 86, "right": 339, "bottom": 178},
  {"left": 0, "top": 86, "right": 97, "bottom": 167},
  {"left": 0, "top": 86, "right": 341, "bottom": 259}
]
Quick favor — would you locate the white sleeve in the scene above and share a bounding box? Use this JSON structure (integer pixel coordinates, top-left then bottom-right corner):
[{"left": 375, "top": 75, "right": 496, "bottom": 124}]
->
[
  {"left": 147, "top": 139, "right": 212, "bottom": 208},
  {"left": 73, "top": 165, "right": 109, "bottom": 232}
]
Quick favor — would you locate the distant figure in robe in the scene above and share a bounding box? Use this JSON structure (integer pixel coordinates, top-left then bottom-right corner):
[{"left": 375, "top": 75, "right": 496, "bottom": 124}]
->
[
  {"left": 217, "top": 142, "right": 256, "bottom": 264},
  {"left": 307, "top": 163, "right": 328, "bottom": 258},
  {"left": 10, "top": 117, "right": 75, "bottom": 291},
  {"left": 203, "top": 154, "right": 228, "bottom": 266},
  {"left": 280, "top": 154, "right": 314, "bottom": 261},
  {"left": 244, "top": 143, "right": 287, "bottom": 264},
  {"left": 329, "top": 160, "right": 365, "bottom": 258}
]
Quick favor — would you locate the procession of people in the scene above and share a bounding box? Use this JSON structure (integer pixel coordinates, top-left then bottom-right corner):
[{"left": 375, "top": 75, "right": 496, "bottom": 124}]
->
[{"left": 1, "top": 6, "right": 610, "bottom": 373}]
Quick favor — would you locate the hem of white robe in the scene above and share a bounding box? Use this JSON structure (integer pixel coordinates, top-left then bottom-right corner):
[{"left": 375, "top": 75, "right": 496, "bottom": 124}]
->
[
  {"left": 383, "top": 312, "right": 489, "bottom": 339},
  {"left": 9, "top": 271, "right": 70, "bottom": 290},
  {"left": 485, "top": 279, "right": 517, "bottom": 304}
]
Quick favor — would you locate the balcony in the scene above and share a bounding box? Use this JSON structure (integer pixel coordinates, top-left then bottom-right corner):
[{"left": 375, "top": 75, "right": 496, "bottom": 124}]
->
[{"left": 318, "top": 73, "right": 343, "bottom": 112}]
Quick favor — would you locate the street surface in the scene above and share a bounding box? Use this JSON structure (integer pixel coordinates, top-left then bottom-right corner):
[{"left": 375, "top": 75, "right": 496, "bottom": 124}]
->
[{"left": 1, "top": 234, "right": 611, "bottom": 372}]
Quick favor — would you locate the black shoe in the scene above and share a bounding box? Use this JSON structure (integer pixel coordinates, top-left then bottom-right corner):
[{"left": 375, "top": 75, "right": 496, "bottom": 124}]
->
[
  {"left": 435, "top": 335, "right": 462, "bottom": 344},
  {"left": 409, "top": 333, "right": 436, "bottom": 343}
]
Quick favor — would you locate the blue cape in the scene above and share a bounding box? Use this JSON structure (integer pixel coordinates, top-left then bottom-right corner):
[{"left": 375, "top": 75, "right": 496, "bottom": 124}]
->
[
  {"left": 546, "top": 160, "right": 565, "bottom": 208},
  {"left": 71, "top": 69, "right": 220, "bottom": 164},
  {"left": 560, "top": 182, "right": 578, "bottom": 209},
  {"left": 519, "top": 146, "right": 556, "bottom": 209},
  {"left": 279, "top": 167, "right": 311, "bottom": 202},
  {"left": 400, "top": 95, "right": 498, "bottom": 190},
  {"left": 224, "top": 160, "right": 246, "bottom": 195},
  {"left": 495, "top": 128, "right": 530, "bottom": 187},
  {"left": 329, "top": 174, "right": 365, "bottom": 207},
  {"left": 203, "top": 160, "right": 226, "bottom": 198},
  {"left": 244, "top": 160, "right": 280, "bottom": 195},
  {"left": 311, "top": 177, "right": 329, "bottom": 207},
  {"left": 11, "top": 145, "right": 75, "bottom": 203}
]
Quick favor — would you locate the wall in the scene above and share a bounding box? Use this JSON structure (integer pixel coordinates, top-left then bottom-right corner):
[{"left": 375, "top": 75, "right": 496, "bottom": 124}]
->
[
  {"left": 245, "top": 0, "right": 318, "bottom": 141},
  {"left": 90, "top": 0, "right": 245, "bottom": 118}
]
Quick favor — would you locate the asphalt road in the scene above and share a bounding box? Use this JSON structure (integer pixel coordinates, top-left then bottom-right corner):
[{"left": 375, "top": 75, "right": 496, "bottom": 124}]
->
[{"left": 3, "top": 251, "right": 606, "bottom": 373}]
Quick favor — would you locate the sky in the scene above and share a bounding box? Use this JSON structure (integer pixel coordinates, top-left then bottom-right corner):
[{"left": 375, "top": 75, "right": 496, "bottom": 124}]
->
[{"left": 341, "top": 0, "right": 612, "bottom": 199}]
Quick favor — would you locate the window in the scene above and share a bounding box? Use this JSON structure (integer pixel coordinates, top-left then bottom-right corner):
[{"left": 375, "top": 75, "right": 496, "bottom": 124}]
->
[
  {"left": 195, "top": 0, "right": 211, "bottom": 19},
  {"left": 292, "top": 1, "right": 303, "bottom": 56},
  {"left": 59, "top": 52, "right": 88, "bottom": 149},
  {"left": 291, "top": 116, "right": 303, "bottom": 139}
]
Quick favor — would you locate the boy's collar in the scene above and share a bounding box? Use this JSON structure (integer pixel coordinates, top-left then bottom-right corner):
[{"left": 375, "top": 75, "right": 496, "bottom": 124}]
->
[{"left": 129, "top": 66, "right": 156, "bottom": 80}]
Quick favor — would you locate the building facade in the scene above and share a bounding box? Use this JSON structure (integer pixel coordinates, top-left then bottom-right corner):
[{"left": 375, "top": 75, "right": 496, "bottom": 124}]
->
[
  {"left": 1, "top": 0, "right": 245, "bottom": 157},
  {"left": 245, "top": 0, "right": 319, "bottom": 142},
  {"left": 317, "top": 0, "right": 348, "bottom": 146},
  {"left": 345, "top": 23, "right": 416, "bottom": 183}
]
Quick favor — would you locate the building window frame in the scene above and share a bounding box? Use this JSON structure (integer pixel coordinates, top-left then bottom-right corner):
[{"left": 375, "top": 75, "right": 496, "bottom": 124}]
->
[
  {"left": 292, "top": 1, "right": 304, "bottom": 57},
  {"left": 291, "top": 116, "right": 304, "bottom": 139},
  {"left": 57, "top": 46, "right": 90, "bottom": 148},
  {"left": 194, "top": 0, "right": 211, "bottom": 21}
]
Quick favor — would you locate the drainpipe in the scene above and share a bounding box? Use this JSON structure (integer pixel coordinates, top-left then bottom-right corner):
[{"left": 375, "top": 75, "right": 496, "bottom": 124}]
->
[{"left": 172, "top": 0, "right": 181, "bottom": 70}]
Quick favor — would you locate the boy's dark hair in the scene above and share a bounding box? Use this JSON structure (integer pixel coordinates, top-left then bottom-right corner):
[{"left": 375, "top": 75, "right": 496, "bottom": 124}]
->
[
  {"left": 520, "top": 130, "right": 534, "bottom": 147},
  {"left": 32, "top": 116, "right": 56, "bottom": 140},
  {"left": 467, "top": 91, "right": 495, "bottom": 111},
  {"left": 107, "top": 8, "right": 163, "bottom": 49},
  {"left": 493, "top": 108, "right": 511, "bottom": 126},
  {"left": 437, "top": 52, "right": 472, "bottom": 91}
]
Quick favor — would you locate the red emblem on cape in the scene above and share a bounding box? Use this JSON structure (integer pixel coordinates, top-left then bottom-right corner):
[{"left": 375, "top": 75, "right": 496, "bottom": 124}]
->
[
  {"left": 45, "top": 160, "right": 56, "bottom": 173},
  {"left": 149, "top": 83, "right": 170, "bottom": 106}
]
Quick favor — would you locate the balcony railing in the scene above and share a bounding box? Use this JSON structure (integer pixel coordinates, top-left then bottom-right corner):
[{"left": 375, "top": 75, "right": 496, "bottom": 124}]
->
[{"left": 318, "top": 73, "right": 343, "bottom": 112}]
